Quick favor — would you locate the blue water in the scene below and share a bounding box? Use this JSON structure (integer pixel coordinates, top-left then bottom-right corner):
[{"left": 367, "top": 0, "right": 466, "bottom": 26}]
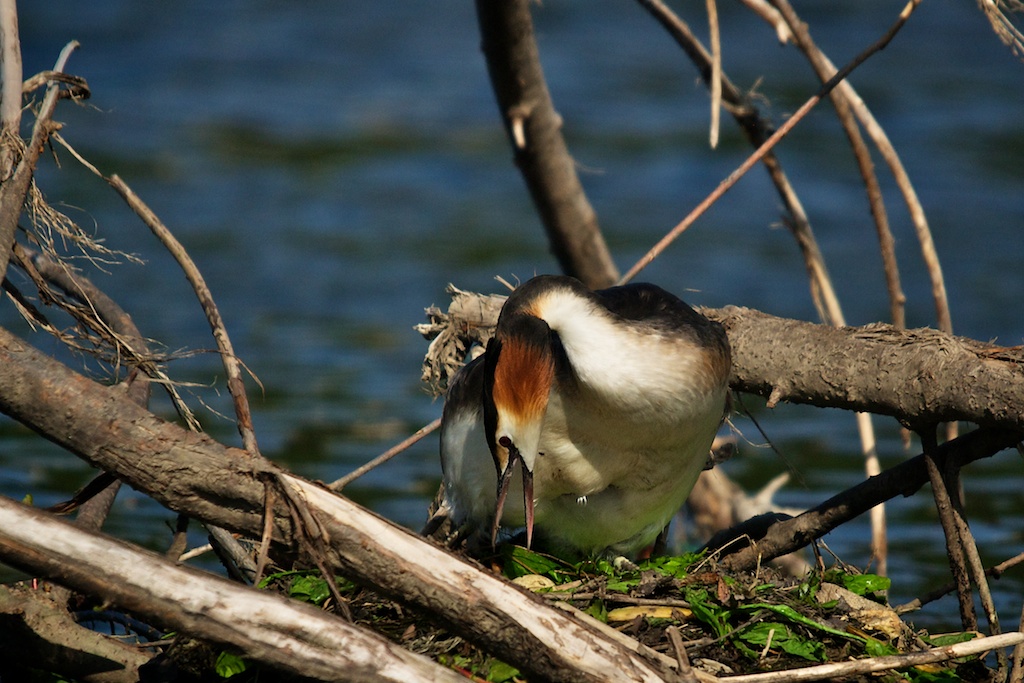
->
[{"left": 4, "top": 0, "right": 1024, "bottom": 629}]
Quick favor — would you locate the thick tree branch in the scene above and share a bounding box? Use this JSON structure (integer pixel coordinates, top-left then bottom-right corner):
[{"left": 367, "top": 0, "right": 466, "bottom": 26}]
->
[
  {"left": 710, "top": 305, "right": 1024, "bottom": 430},
  {"left": 0, "top": 325, "right": 679, "bottom": 683},
  {"left": 475, "top": 0, "right": 619, "bottom": 288}
]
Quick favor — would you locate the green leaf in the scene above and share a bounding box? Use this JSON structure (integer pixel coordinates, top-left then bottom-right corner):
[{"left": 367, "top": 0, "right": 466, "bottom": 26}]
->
[
  {"left": 605, "top": 576, "right": 640, "bottom": 593},
  {"left": 737, "top": 622, "right": 824, "bottom": 661},
  {"left": 501, "top": 545, "right": 573, "bottom": 581},
  {"left": 841, "top": 573, "right": 891, "bottom": 596},
  {"left": 864, "top": 638, "right": 899, "bottom": 657},
  {"left": 922, "top": 631, "right": 978, "bottom": 647},
  {"left": 795, "top": 575, "right": 820, "bottom": 602},
  {"left": 258, "top": 568, "right": 312, "bottom": 589},
  {"left": 907, "top": 668, "right": 962, "bottom": 682},
  {"left": 487, "top": 660, "right": 520, "bottom": 682},
  {"left": 735, "top": 603, "right": 865, "bottom": 643},
  {"left": 822, "top": 569, "right": 891, "bottom": 597},
  {"left": 215, "top": 651, "right": 249, "bottom": 678},
  {"left": 585, "top": 558, "right": 620, "bottom": 578},
  {"left": 289, "top": 575, "right": 331, "bottom": 605},
  {"left": 684, "top": 588, "right": 729, "bottom": 638},
  {"left": 641, "top": 553, "right": 702, "bottom": 579},
  {"left": 585, "top": 599, "right": 608, "bottom": 622}
]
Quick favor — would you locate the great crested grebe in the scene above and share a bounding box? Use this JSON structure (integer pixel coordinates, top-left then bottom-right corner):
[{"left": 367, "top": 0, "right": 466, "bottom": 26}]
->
[{"left": 437, "top": 274, "right": 731, "bottom": 559}]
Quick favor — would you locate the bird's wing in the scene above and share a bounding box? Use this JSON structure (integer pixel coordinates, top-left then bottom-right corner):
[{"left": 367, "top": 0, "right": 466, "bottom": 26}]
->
[{"left": 439, "top": 353, "right": 486, "bottom": 477}]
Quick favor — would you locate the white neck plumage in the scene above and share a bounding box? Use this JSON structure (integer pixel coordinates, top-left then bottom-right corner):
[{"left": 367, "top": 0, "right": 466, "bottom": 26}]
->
[{"left": 531, "top": 286, "right": 719, "bottom": 418}]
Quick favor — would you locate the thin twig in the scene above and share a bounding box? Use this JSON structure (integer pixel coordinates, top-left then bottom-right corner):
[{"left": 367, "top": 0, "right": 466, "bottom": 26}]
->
[
  {"left": 769, "top": 0, "right": 907, "bottom": 331},
  {"left": 10, "top": 244, "right": 197, "bottom": 427},
  {"left": 627, "top": 4, "right": 906, "bottom": 577},
  {"left": 274, "top": 474, "right": 352, "bottom": 620},
  {"left": 920, "top": 426, "right": 977, "bottom": 631},
  {"left": 737, "top": 0, "right": 793, "bottom": 43},
  {"left": 252, "top": 482, "right": 278, "bottom": 587},
  {"left": 0, "top": 0, "right": 23, "bottom": 163},
  {"left": 330, "top": 417, "right": 442, "bottom": 491},
  {"left": 773, "top": 2, "right": 952, "bottom": 337},
  {"left": 722, "top": 632, "right": 1024, "bottom": 683},
  {"left": 718, "top": 427, "right": 1021, "bottom": 572},
  {"left": 107, "top": 174, "right": 260, "bottom": 456},
  {"left": 895, "top": 550, "right": 1024, "bottom": 615},
  {"left": 36, "top": 139, "right": 267, "bottom": 583},
  {"left": 705, "top": 0, "right": 721, "bottom": 148},
  {"left": 943, "top": 453, "right": 1007, "bottom": 675},
  {"left": 666, "top": 625, "right": 700, "bottom": 683},
  {"left": 978, "top": 0, "right": 1024, "bottom": 61},
  {"left": 633, "top": 0, "right": 844, "bottom": 327},
  {"left": 1010, "top": 597, "right": 1024, "bottom": 683},
  {"left": 0, "top": 40, "right": 80, "bottom": 283},
  {"left": 855, "top": 412, "right": 886, "bottom": 576},
  {"left": 619, "top": 0, "right": 924, "bottom": 285}
]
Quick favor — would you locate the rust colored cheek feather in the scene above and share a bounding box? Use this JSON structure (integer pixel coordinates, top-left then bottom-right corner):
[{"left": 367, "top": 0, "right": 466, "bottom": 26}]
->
[{"left": 491, "top": 341, "right": 554, "bottom": 422}]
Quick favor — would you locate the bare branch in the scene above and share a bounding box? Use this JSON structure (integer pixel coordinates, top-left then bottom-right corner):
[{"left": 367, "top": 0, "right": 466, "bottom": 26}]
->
[
  {"left": 920, "top": 428, "right": 977, "bottom": 630},
  {"left": 705, "top": 0, "right": 722, "bottom": 148},
  {"left": 0, "top": 496, "right": 466, "bottom": 683},
  {"left": 0, "top": 582, "right": 152, "bottom": 682},
  {"left": 0, "top": 41, "right": 81, "bottom": 283},
  {"left": 107, "top": 174, "right": 260, "bottom": 455},
  {"left": 715, "top": 427, "right": 1022, "bottom": 573},
  {"left": 711, "top": 305, "right": 1024, "bottom": 430},
  {"left": 330, "top": 417, "right": 441, "bottom": 491},
  {"left": 896, "top": 550, "right": 1024, "bottom": 614},
  {"left": 977, "top": 0, "right": 1024, "bottom": 59},
  {"left": 0, "top": 325, "right": 680, "bottom": 683},
  {"left": 0, "top": 0, "right": 22, "bottom": 173},
  {"left": 769, "top": 0, "right": 909, "bottom": 331},
  {"left": 620, "top": 0, "right": 924, "bottom": 284},
  {"left": 638, "top": 0, "right": 891, "bottom": 574},
  {"left": 475, "top": 0, "right": 619, "bottom": 288},
  {"left": 720, "top": 630, "right": 1024, "bottom": 683}
]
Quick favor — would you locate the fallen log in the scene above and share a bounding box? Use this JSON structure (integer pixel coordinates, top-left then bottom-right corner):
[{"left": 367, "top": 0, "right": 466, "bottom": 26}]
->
[
  {"left": 0, "top": 324, "right": 679, "bottom": 683},
  {"left": 0, "top": 496, "right": 465, "bottom": 683}
]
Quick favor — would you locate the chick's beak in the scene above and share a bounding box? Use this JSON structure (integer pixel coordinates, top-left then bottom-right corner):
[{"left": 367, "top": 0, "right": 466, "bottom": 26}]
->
[{"left": 491, "top": 436, "right": 535, "bottom": 549}]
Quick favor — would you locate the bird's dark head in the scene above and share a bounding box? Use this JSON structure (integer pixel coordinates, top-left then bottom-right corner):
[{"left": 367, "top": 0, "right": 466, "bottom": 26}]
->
[{"left": 482, "top": 286, "right": 561, "bottom": 548}]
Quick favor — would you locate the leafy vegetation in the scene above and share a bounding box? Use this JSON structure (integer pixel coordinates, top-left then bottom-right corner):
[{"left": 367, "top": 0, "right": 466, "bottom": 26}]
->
[{"left": 189, "top": 550, "right": 991, "bottom": 681}]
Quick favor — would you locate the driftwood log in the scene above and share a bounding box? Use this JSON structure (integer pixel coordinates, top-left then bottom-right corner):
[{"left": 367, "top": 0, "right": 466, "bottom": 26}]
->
[
  {"left": 0, "top": 497, "right": 465, "bottom": 683},
  {"left": 0, "top": 324, "right": 681, "bottom": 683}
]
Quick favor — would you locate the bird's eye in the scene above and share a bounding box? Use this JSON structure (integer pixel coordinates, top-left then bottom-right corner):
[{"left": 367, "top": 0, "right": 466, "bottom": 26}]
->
[{"left": 498, "top": 436, "right": 512, "bottom": 448}]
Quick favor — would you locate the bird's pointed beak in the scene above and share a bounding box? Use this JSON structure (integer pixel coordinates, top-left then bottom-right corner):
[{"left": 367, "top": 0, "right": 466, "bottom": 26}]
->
[{"left": 490, "top": 438, "right": 536, "bottom": 549}]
